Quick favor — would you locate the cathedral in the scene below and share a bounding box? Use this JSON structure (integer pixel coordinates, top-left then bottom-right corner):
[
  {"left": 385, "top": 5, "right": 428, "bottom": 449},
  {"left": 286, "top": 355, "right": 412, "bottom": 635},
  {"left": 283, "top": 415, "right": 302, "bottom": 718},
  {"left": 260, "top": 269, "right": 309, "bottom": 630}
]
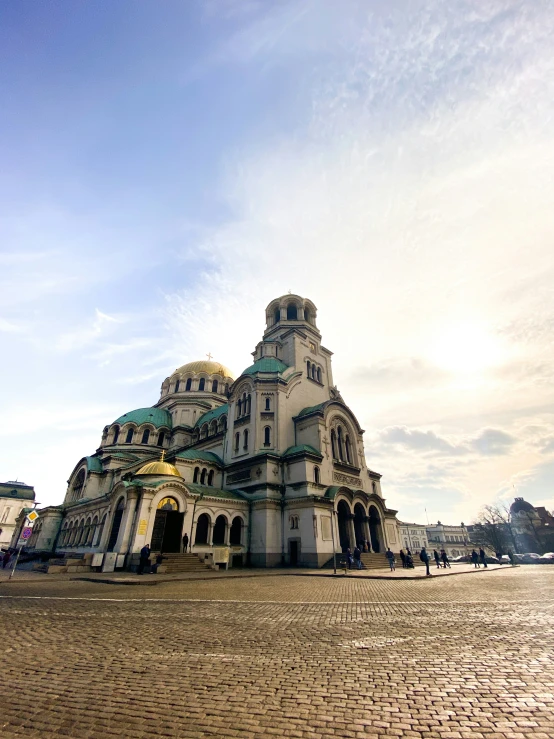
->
[{"left": 28, "top": 295, "right": 400, "bottom": 570}]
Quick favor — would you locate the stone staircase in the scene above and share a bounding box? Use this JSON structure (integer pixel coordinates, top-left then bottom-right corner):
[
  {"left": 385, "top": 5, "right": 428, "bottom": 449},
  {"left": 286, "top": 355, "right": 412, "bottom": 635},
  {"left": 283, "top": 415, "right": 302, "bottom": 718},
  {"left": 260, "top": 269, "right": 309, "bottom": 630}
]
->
[
  {"left": 155, "top": 553, "right": 212, "bottom": 574},
  {"left": 323, "top": 552, "right": 426, "bottom": 570}
]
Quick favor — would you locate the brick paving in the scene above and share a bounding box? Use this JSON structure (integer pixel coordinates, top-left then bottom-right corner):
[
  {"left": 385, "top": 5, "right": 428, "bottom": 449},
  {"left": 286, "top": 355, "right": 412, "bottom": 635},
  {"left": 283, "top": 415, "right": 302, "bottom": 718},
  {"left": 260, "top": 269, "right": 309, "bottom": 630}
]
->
[{"left": 1, "top": 567, "right": 553, "bottom": 739}]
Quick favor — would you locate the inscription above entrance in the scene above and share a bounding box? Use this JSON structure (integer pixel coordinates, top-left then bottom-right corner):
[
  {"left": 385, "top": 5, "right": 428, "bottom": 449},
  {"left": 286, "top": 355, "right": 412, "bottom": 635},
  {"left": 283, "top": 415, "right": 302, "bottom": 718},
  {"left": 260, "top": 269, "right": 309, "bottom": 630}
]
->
[{"left": 333, "top": 471, "right": 360, "bottom": 487}]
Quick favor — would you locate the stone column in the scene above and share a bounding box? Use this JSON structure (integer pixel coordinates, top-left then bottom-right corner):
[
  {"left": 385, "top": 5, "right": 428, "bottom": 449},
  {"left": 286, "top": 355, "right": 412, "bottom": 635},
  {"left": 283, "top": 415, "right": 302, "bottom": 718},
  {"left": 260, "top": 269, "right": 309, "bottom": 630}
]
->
[
  {"left": 347, "top": 514, "right": 356, "bottom": 549},
  {"left": 116, "top": 489, "right": 139, "bottom": 553},
  {"left": 363, "top": 516, "right": 371, "bottom": 552},
  {"left": 132, "top": 491, "right": 155, "bottom": 552}
]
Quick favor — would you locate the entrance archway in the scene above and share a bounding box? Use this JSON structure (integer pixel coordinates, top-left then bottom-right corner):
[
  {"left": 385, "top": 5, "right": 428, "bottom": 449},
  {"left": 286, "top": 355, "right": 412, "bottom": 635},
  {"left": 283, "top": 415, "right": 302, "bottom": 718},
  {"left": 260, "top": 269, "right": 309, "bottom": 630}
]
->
[
  {"left": 337, "top": 500, "right": 352, "bottom": 552},
  {"left": 213, "top": 515, "right": 227, "bottom": 545},
  {"left": 195, "top": 513, "right": 210, "bottom": 545},
  {"left": 230, "top": 517, "right": 242, "bottom": 545},
  {"left": 369, "top": 506, "right": 382, "bottom": 553},
  {"left": 353, "top": 503, "right": 366, "bottom": 548},
  {"left": 107, "top": 498, "right": 125, "bottom": 552},
  {"left": 151, "top": 497, "right": 184, "bottom": 553}
]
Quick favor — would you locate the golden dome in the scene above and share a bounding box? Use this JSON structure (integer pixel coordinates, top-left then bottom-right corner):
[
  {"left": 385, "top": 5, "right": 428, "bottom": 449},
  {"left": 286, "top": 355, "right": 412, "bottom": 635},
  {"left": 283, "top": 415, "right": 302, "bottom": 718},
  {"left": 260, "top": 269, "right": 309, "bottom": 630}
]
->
[
  {"left": 173, "top": 360, "right": 235, "bottom": 379},
  {"left": 136, "top": 451, "right": 181, "bottom": 478}
]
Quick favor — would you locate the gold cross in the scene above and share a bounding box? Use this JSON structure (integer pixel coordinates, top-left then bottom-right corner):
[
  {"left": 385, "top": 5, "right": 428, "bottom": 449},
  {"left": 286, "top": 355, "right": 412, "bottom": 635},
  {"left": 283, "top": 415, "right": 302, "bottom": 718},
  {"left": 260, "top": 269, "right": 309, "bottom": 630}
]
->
[
  {"left": 206, "top": 352, "right": 213, "bottom": 361},
  {"left": 160, "top": 449, "right": 166, "bottom": 462}
]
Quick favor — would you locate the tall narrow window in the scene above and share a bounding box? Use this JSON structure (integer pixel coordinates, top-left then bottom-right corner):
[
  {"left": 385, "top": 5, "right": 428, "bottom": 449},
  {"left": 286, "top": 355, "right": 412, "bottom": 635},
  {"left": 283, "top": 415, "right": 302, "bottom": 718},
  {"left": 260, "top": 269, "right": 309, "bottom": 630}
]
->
[
  {"left": 193, "top": 467, "right": 199, "bottom": 483},
  {"left": 243, "top": 429, "right": 249, "bottom": 450},
  {"left": 199, "top": 378, "right": 205, "bottom": 391},
  {"left": 311, "top": 364, "right": 316, "bottom": 379},
  {"left": 337, "top": 427, "right": 344, "bottom": 460},
  {"left": 307, "top": 361, "right": 311, "bottom": 378},
  {"left": 331, "top": 430, "right": 337, "bottom": 459},
  {"left": 237, "top": 399, "right": 242, "bottom": 417},
  {"left": 287, "top": 304, "right": 298, "bottom": 320},
  {"left": 185, "top": 378, "right": 192, "bottom": 391},
  {"left": 264, "top": 426, "right": 271, "bottom": 446},
  {"left": 212, "top": 379, "right": 218, "bottom": 393},
  {"left": 125, "top": 428, "right": 134, "bottom": 444},
  {"left": 265, "top": 397, "right": 271, "bottom": 411},
  {"left": 200, "top": 468, "right": 207, "bottom": 485},
  {"left": 235, "top": 432, "right": 240, "bottom": 452},
  {"left": 141, "top": 429, "right": 150, "bottom": 444},
  {"left": 317, "top": 367, "right": 322, "bottom": 383},
  {"left": 175, "top": 380, "right": 180, "bottom": 392},
  {"left": 157, "top": 431, "right": 165, "bottom": 447},
  {"left": 112, "top": 426, "right": 120, "bottom": 444},
  {"left": 247, "top": 394, "right": 251, "bottom": 414},
  {"left": 207, "top": 470, "right": 214, "bottom": 486},
  {"left": 345, "top": 436, "right": 352, "bottom": 464},
  {"left": 274, "top": 307, "right": 280, "bottom": 324},
  {"left": 225, "top": 383, "right": 229, "bottom": 395},
  {"left": 314, "top": 466, "right": 320, "bottom": 484}
]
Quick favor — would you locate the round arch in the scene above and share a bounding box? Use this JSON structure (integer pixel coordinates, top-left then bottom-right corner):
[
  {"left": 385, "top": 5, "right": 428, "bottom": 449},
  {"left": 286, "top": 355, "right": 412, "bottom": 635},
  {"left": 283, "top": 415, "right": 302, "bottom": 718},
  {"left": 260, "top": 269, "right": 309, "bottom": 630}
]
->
[{"left": 368, "top": 504, "right": 384, "bottom": 553}]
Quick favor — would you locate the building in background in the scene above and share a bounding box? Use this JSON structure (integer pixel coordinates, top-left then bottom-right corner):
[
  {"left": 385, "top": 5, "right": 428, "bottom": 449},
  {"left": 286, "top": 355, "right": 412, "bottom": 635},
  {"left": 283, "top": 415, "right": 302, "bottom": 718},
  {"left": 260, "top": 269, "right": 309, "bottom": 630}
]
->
[
  {"left": 0, "top": 481, "right": 36, "bottom": 550},
  {"left": 397, "top": 522, "right": 428, "bottom": 554},
  {"left": 510, "top": 498, "right": 554, "bottom": 553},
  {"left": 425, "top": 521, "right": 472, "bottom": 559}
]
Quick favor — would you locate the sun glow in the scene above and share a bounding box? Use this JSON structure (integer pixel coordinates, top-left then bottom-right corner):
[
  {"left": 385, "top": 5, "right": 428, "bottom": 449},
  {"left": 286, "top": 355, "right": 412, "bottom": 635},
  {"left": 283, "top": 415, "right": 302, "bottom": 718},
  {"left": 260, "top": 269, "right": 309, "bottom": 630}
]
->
[{"left": 429, "top": 321, "right": 504, "bottom": 375}]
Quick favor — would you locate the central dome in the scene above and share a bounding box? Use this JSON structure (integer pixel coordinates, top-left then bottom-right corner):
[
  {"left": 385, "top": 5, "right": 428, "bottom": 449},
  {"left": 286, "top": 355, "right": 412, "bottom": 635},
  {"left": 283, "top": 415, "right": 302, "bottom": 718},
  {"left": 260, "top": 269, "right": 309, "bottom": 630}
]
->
[{"left": 174, "top": 360, "right": 235, "bottom": 379}]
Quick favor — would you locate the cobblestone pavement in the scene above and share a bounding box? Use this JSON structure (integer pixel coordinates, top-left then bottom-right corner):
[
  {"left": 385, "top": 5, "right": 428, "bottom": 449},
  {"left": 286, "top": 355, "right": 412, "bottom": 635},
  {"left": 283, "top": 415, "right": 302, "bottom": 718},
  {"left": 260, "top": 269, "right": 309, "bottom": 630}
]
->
[{"left": 1, "top": 567, "right": 553, "bottom": 739}]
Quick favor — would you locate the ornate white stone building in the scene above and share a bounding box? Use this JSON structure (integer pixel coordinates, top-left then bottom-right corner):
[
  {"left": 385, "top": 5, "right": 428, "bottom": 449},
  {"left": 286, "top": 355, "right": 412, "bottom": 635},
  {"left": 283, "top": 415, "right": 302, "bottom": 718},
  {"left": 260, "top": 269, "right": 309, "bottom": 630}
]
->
[
  {"left": 28, "top": 294, "right": 400, "bottom": 569},
  {"left": 0, "top": 481, "right": 35, "bottom": 550}
]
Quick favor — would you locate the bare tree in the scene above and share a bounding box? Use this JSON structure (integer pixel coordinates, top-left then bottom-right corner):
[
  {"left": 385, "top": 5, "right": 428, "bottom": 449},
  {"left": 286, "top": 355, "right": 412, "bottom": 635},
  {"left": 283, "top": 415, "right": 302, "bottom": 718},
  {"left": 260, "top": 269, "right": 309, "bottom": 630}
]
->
[{"left": 472, "top": 504, "right": 518, "bottom": 554}]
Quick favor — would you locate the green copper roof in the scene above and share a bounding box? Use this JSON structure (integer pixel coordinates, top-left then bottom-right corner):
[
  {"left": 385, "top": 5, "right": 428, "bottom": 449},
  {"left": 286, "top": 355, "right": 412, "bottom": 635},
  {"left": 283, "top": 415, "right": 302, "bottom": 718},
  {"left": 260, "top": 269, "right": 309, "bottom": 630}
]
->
[
  {"left": 282, "top": 444, "right": 323, "bottom": 459},
  {"left": 195, "top": 403, "right": 229, "bottom": 428},
  {"left": 174, "top": 449, "right": 224, "bottom": 466},
  {"left": 241, "top": 357, "right": 289, "bottom": 376},
  {"left": 186, "top": 483, "right": 247, "bottom": 501},
  {"left": 86, "top": 456, "right": 103, "bottom": 473},
  {"left": 325, "top": 486, "right": 342, "bottom": 500},
  {"left": 297, "top": 402, "right": 327, "bottom": 418},
  {"left": 114, "top": 407, "right": 172, "bottom": 429}
]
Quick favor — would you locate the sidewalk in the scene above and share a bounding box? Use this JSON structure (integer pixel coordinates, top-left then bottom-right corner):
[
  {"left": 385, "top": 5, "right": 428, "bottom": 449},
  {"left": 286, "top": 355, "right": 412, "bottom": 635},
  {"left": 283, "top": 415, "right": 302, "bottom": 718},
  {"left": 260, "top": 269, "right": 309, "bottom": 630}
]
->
[{"left": 0, "top": 562, "right": 509, "bottom": 585}]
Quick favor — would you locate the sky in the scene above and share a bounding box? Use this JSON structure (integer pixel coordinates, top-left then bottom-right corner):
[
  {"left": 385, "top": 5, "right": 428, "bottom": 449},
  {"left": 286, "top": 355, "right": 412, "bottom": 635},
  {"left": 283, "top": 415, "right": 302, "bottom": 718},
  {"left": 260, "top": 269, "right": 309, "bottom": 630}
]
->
[{"left": 1, "top": 0, "right": 553, "bottom": 525}]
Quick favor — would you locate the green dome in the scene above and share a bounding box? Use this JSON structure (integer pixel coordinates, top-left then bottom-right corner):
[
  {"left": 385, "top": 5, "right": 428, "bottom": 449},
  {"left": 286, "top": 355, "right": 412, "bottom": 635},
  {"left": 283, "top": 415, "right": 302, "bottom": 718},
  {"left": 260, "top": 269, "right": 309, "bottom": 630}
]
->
[
  {"left": 241, "top": 357, "right": 289, "bottom": 376},
  {"left": 114, "top": 407, "right": 172, "bottom": 429}
]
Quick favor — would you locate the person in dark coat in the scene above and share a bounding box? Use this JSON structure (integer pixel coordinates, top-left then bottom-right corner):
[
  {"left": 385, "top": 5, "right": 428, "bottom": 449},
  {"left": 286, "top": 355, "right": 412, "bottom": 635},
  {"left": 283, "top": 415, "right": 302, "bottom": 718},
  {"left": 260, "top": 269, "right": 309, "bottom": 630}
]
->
[
  {"left": 137, "top": 544, "right": 150, "bottom": 575},
  {"left": 151, "top": 553, "right": 164, "bottom": 574},
  {"left": 471, "top": 549, "right": 480, "bottom": 568},
  {"left": 440, "top": 549, "right": 451, "bottom": 568},
  {"left": 433, "top": 549, "right": 441, "bottom": 568},
  {"left": 345, "top": 548, "right": 353, "bottom": 569},
  {"left": 353, "top": 545, "right": 362, "bottom": 570},
  {"left": 419, "top": 547, "right": 432, "bottom": 576},
  {"left": 399, "top": 549, "right": 406, "bottom": 568},
  {"left": 385, "top": 548, "right": 396, "bottom": 571},
  {"left": 479, "top": 548, "right": 488, "bottom": 568},
  {"left": 182, "top": 532, "right": 189, "bottom": 553}
]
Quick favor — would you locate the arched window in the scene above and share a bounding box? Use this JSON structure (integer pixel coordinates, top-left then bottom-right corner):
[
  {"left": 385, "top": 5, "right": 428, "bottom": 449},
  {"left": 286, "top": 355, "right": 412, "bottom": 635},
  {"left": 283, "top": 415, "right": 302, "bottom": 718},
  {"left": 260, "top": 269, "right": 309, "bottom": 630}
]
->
[
  {"left": 265, "top": 397, "right": 271, "bottom": 411},
  {"left": 96, "top": 514, "right": 107, "bottom": 547},
  {"left": 212, "top": 379, "right": 218, "bottom": 393},
  {"left": 264, "top": 426, "right": 271, "bottom": 446},
  {"left": 247, "top": 394, "right": 251, "bottom": 414},
  {"left": 305, "top": 309, "right": 312, "bottom": 324},
  {"left": 157, "top": 431, "right": 165, "bottom": 447},
  {"left": 307, "top": 361, "right": 311, "bottom": 378},
  {"left": 141, "top": 429, "right": 150, "bottom": 444},
  {"left": 331, "top": 430, "right": 337, "bottom": 459},
  {"left": 317, "top": 367, "right": 322, "bottom": 383},
  {"left": 230, "top": 517, "right": 242, "bottom": 545},
  {"left": 125, "top": 428, "right": 134, "bottom": 444},
  {"left": 372, "top": 481, "right": 377, "bottom": 494},
  {"left": 345, "top": 436, "right": 352, "bottom": 465},
  {"left": 72, "top": 469, "right": 85, "bottom": 501},
  {"left": 243, "top": 429, "right": 249, "bottom": 450},
  {"left": 193, "top": 467, "right": 199, "bottom": 483},
  {"left": 274, "top": 307, "right": 280, "bottom": 324},
  {"left": 237, "top": 399, "right": 242, "bottom": 417},
  {"left": 337, "top": 426, "right": 344, "bottom": 461},
  {"left": 198, "top": 378, "right": 205, "bottom": 391},
  {"left": 200, "top": 468, "right": 207, "bottom": 485},
  {"left": 175, "top": 379, "right": 180, "bottom": 392},
  {"left": 195, "top": 513, "right": 210, "bottom": 545},
  {"left": 225, "top": 383, "right": 229, "bottom": 395},
  {"left": 234, "top": 432, "right": 240, "bottom": 452},
  {"left": 207, "top": 469, "right": 214, "bottom": 486},
  {"left": 213, "top": 515, "right": 227, "bottom": 545},
  {"left": 311, "top": 364, "right": 316, "bottom": 380},
  {"left": 314, "top": 466, "right": 320, "bottom": 484},
  {"left": 112, "top": 425, "right": 120, "bottom": 444},
  {"left": 185, "top": 378, "right": 192, "bottom": 391},
  {"left": 287, "top": 304, "right": 298, "bottom": 320}
]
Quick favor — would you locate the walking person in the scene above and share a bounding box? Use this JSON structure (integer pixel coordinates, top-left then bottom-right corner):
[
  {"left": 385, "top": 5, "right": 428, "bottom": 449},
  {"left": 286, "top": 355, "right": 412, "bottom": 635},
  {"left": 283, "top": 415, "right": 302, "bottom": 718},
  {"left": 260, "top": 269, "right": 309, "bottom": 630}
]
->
[
  {"left": 137, "top": 543, "right": 150, "bottom": 575},
  {"left": 419, "top": 546, "right": 432, "bottom": 576},
  {"left": 2, "top": 549, "right": 11, "bottom": 569},
  {"left": 471, "top": 549, "right": 480, "bottom": 568},
  {"left": 440, "top": 549, "right": 451, "bottom": 569},
  {"left": 433, "top": 549, "right": 441, "bottom": 568},
  {"left": 385, "top": 548, "right": 396, "bottom": 571},
  {"left": 508, "top": 550, "right": 515, "bottom": 566},
  {"left": 353, "top": 545, "right": 362, "bottom": 570},
  {"left": 479, "top": 548, "right": 488, "bottom": 568},
  {"left": 182, "top": 532, "right": 189, "bottom": 553},
  {"left": 399, "top": 549, "right": 406, "bottom": 568},
  {"left": 345, "top": 548, "right": 353, "bottom": 570}
]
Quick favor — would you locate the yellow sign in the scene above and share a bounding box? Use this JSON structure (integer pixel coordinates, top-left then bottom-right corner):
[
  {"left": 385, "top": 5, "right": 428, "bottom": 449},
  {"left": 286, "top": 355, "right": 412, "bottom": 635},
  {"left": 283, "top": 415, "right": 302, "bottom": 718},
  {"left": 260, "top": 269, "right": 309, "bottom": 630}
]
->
[
  {"left": 138, "top": 519, "right": 148, "bottom": 535},
  {"left": 27, "top": 511, "right": 39, "bottom": 523},
  {"left": 213, "top": 547, "right": 229, "bottom": 564}
]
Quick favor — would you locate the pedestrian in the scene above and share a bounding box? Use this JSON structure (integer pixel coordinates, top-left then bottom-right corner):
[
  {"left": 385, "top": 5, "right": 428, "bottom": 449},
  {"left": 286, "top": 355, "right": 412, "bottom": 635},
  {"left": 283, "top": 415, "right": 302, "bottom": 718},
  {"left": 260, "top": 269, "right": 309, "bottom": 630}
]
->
[
  {"left": 406, "top": 551, "right": 414, "bottom": 568},
  {"left": 137, "top": 543, "right": 150, "bottom": 575},
  {"left": 440, "top": 549, "right": 451, "bottom": 569},
  {"left": 471, "top": 549, "right": 480, "bottom": 568},
  {"left": 151, "top": 553, "right": 164, "bottom": 574},
  {"left": 508, "top": 550, "right": 515, "bottom": 566},
  {"left": 182, "top": 532, "right": 189, "bottom": 553},
  {"left": 399, "top": 549, "right": 406, "bottom": 568},
  {"left": 385, "top": 548, "right": 396, "bottom": 571},
  {"left": 353, "top": 545, "right": 362, "bottom": 570},
  {"left": 2, "top": 549, "right": 11, "bottom": 569},
  {"left": 433, "top": 549, "right": 441, "bottom": 568},
  {"left": 346, "top": 548, "right": 353, "bottom": 569},
  {"left": 419, "top": 547, "right": 432, "bottom": 576},
  {"left": 479, "top": 548, "right": 488, "bottom": 568}
]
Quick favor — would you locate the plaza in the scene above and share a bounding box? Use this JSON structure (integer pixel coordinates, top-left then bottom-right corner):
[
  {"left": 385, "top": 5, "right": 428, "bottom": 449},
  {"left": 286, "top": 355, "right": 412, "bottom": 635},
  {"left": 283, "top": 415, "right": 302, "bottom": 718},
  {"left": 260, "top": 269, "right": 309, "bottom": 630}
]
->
[{"left": 1, "top": 567, "right": 553, "bottom": 739}]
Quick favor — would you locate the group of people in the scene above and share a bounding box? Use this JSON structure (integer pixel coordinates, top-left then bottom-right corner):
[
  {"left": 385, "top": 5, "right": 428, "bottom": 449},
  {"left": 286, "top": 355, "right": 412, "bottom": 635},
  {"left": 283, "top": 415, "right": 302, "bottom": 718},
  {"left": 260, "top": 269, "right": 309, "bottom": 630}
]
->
[{"left": 471, "top": 548, "right": 489, "bottom": 568}]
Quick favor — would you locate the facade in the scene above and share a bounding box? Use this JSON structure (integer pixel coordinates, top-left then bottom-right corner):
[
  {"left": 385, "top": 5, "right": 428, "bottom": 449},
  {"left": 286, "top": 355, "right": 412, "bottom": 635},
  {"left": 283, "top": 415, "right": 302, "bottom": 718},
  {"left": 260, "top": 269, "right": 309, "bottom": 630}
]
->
[
  {"left": 510, "top": 497, "right": 554, "bottom": 553},
  {"left": 426, "top": 521, "right": 472, "bottom": 558},
  {"left": 397, "top": 522, "right": 428, "bottom": 554},
  {"left": 28, "top": 294, "right": 400, "bottom": 569},
  {"left": 0, "top": 481, "right": 35, "bottom": 549}
]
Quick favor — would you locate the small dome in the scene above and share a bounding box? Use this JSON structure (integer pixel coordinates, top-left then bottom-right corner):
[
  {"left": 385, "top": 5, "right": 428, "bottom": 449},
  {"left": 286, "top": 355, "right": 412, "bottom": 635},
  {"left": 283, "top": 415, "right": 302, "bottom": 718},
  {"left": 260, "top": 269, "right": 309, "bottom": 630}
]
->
[
  {"left": 241, "top": 357, "right": 289, "bottom": 376},
  {"left": 114, "top": 407, "right": 172, "bottom": 429},
  {"left": 510, "top": 497, "right": 535, "bottom": 515},
  {"left": 173, "top": 360, "right": 235, "bottom": 379},
  {"left": 136, "top": 460, "right": 181, "bottom": 477}
]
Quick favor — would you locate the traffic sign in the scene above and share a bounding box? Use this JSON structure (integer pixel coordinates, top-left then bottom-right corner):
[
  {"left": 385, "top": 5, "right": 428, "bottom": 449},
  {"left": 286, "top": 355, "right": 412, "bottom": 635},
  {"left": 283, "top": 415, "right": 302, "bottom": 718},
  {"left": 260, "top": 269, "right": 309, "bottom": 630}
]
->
[
  {"left": 21, "top": 527, "right": 33, "bottom": 540},
  {"left": 27, "top": 511, "right": 39, "bottom": 523}
]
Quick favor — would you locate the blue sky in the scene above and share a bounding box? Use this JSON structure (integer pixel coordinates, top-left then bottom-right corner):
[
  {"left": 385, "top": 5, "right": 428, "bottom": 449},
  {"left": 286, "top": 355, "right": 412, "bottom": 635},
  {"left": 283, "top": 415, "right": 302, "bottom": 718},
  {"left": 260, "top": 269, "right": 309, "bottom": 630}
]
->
[{"left": 1, "top": 0, "right": 553, "bottom": 524}]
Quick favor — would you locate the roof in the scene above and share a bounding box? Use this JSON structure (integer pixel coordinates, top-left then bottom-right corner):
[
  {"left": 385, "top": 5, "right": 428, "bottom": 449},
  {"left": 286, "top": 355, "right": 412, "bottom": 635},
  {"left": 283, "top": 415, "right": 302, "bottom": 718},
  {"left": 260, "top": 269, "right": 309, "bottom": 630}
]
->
[
  {"left": 136, "top": 460, "right": 181, "bottom": 477},
  {"left": 510, "top": 497, "right": 535, "bottom": 514},
  {"left": 325, "top": 486, "right": 341, "bottom": 500},
  {"left": 185, "top": 483, "right": 247, "bottom": 501},
  {"left": 174, "top": 449, "right": 224, "bottom": 466},
  {"left": 195, "top": 403, "right": 229, "bottom": 428},
  {"left": 86, "top": 456, "right": 103, "bottom": 473},
  {"left": 296, "top": 402, "right": 327, "bottom": 418},
  {"left": 282, "top": 444, "right": 323, "bottom": 459},
  {"left": 114, "top": 407, "right": 172, "bottom": 429},
  {"left": 172, "top": 360, "right": 235, "bottom": 379},
  {"left": 0, "top": 482, "right": 35, "bottom": 502},
  {"left": 240, "top": 357, "right": 289, "bottom": 376}
]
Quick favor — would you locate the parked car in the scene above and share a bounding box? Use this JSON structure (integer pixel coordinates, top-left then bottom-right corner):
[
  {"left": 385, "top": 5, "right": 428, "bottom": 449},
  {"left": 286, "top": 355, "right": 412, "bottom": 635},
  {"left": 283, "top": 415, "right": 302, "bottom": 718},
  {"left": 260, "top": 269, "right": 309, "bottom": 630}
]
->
[
  {"left": 451, "top": 555, "right": 470, "bottom": 562},
  {"left": 538, "top": 552, "right": 554, "bottom": 563}
]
